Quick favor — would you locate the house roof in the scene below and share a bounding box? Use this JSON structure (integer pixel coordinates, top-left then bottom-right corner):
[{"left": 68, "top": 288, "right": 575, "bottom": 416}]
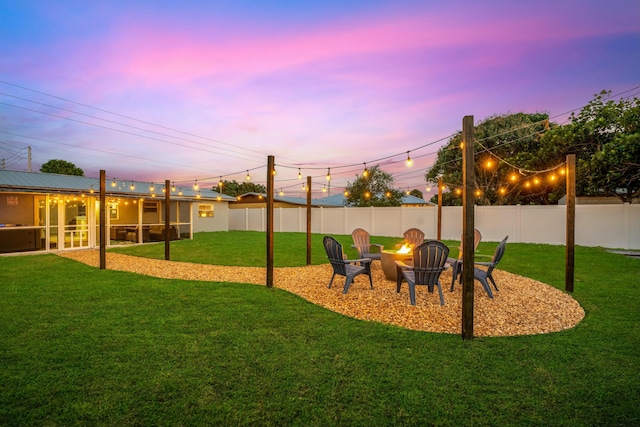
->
[{"left": 0, "top": 170, "right": 235, "bottom": 201}]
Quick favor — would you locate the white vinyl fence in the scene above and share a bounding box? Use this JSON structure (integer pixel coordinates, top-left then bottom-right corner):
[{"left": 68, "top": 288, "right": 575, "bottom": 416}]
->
[{"left": 229, "top": 204, "right": 640, "bottom": 249}]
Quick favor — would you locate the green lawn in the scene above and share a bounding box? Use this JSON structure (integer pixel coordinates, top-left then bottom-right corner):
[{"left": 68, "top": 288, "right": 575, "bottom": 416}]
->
[{"left": 1, "top": 231, "right": 639, "bottom": 426}]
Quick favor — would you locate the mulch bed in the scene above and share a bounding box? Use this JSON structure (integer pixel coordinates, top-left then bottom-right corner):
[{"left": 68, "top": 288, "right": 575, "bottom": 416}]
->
[{"left": 58, "top": 250, "right": 584, "bottom": 337}]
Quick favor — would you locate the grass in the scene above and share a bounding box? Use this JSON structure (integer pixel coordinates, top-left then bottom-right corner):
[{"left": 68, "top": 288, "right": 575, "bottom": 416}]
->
[{"left": 1, "top": 231, "right": 639, "bottom": 426}]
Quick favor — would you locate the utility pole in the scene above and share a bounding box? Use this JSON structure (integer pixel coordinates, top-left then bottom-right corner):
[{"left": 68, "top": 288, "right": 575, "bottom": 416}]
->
[{"left": 27, "top": 146, "right": 32, "bottom": 172}]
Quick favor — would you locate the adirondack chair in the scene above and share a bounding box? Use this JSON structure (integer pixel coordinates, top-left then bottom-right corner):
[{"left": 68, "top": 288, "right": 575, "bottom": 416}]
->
[
  {"left": 396, "top": 228, "right": 425, "bottom": 248},
  {"left": 351, "top": 228, "right": 383, "bottom": 261},
  {"left": 323, "top": 236, "right": 373, "bottom": 294},
  {"left": 395, "top": 240, "right": 450, "bottom": 306},
  {"left": 473, "top": 236, "right": 509, "bottom": 298},
  {"left": 449, "top": 228, "right": 482, "bottom": 291}
]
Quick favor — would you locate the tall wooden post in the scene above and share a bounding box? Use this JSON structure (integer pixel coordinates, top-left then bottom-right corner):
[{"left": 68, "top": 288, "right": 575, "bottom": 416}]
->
[
  {"left": 565, "top": 154, "right": 576, "bottom": 293},
  {"left": 306, "top": 176, "right": 312, "bottom": 265},
  {"left": 437, "top": 176, "right": 443, "bottom": 240},
  {"left": 461, "top": 116, "right": 475, "bottom": 340},
  {"left": 266, "top": 156, "right": 275, "bottom": 288},
  {"left": 164, "top": 179, "right": 171, "bottom": 260},
  {"left": 99, "top": 170, "right": 106, "bottom": 270}
]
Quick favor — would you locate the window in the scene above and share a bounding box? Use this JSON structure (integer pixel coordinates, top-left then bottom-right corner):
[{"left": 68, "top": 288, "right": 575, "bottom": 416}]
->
[
  {"left": 143, "top": 201, "right": 158, "bottom": 213},
  {"left": 198, "top": 204, "right": 214, "bottom": 218}
]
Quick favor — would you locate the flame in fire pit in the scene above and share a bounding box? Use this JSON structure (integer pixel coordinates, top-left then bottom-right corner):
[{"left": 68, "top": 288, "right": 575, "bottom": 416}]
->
[{"left": 397, "top": 243, "right": 413, "bottom": 254}]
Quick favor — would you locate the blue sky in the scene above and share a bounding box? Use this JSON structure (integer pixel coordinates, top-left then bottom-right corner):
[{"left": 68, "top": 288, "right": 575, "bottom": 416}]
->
[{"left": 1, "top": 0, "right": 638, "bottom": 196}]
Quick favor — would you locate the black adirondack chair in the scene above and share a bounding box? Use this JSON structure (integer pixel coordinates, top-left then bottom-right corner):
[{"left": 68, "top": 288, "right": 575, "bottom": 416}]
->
[
  {"left": 323, "top": 236, "right": 373, "bottom": 294},
  {"left": 473, "top": 236, "right": 508, "bottom": 298},
  {"left": 396, "top": 240, "right": 450, "bottom": 306}
]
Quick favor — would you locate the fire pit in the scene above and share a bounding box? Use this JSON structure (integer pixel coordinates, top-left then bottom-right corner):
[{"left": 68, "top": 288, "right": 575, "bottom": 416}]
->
[{"left": 380, "top": 244, "right": 414, "bottom": 281}]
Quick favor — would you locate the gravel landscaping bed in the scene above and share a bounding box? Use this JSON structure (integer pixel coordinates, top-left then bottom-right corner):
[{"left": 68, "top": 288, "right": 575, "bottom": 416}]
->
[{"left": 58, "top": 250, "right": 584, "bottom": 337}]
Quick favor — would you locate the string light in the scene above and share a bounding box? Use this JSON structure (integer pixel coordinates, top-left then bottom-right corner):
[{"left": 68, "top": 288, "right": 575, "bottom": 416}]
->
[
  {"left": 193, "top": 180, "right": 199, "bottom": 190},
  {"left": 485, "top": 159, "right": 493, "bottom": 169},
  {"left": 246, "top": 170, "right": 251, "bottom": 181},
  {"left": 272, "top": 165, "right": 277, "bottom": 176},
  {"left": 178, "top": 188, "right": 183, "bottom": 196},
  {"left": 326, "top": 168, "right": 331, "bottom": 181},
  {"left": 363, "top": 163, "right": 369, "bottom": 178},
  {"left": 322, "top": 185, "right": 327, "bottom": 193},
  {"left": 150, "top": 183, "right": 155, "bottom": 192},
  {"left": 111, "top": 178, "right": 116, "bottom": 187},
  {"left": 218, "top": 176, "right": 223, "bottom": 188},
  {"left": 426, "top": 185, "right": 432, "bottom": 192},
  {"left": 89, "top": 185, "right": 94, "bottom": 194},
  {"left": 130, "top": 181, "right": 135, "bottom": 191},
  {"left": 196, "top": 192, "right": 201, "bottom": 199},
  {"left": 364, "top": 191, "right": 371, "bottom": 199},
  {"left": 343, "top": 190, "right": 349, "bottom": 196},
  {"left": 298, "top": 168, "right": 302, "bottom": 180},
  {"left": 279, "top": 189, "right": 284, "bottom": 196},
  {"left": 172, "top": 182, "right": 176, "bottom": 192},
  {"left": 406, "top": 151, "right": 413, "bottom": 167}
]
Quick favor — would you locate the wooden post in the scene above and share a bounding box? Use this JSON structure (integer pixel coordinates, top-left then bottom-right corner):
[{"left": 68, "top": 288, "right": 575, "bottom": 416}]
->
[
  {"left": 461, "top": 116, "right": 475, "bottom": 340},
  {"left": 306, "top": 176, "right": 312, "bottom": 265},
  {"left": 565, "top": 154, "right": 576, "bottom": 293},
  {"left": 266, "top": 156, "right": 275, "bottom": 288},
  {"left": 99, "top": 170, "right": 106, "bottom": 270},
  {"left": 164, "top": 179, "right": 171, "bottom": 260},
  {"left": 437, "top": 176, "right": 443, "bottom": 240}
]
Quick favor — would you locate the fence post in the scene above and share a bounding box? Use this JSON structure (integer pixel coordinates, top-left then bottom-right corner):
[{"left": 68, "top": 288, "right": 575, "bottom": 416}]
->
[{"left": 566, "top": 154, "right": 575, "bottom": 293}]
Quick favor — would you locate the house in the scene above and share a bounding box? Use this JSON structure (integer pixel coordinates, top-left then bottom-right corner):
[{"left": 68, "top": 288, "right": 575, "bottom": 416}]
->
[{"left": 0, "top": 170, "right": 235, "bottom": 254}]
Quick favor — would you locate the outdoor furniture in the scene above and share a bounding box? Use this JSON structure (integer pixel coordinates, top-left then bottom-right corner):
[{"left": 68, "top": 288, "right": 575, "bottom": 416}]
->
[
  {"left": 323, "top": 236, "right": 373, "bottom": 294},
  {"left": 396, "top": 240, "right": 450, "bottom": 306},
  {"left": 396, "top": 228, "right": 425, "bottom": 248},
  {"left": 351, "top": 228, "right": 383, "bottom": 261},
  {"left": 449, "top": 228, "right": 482, "bottom": 291},
  {"left": 473, "top": 236, "right": 509, "bottom": 299}
]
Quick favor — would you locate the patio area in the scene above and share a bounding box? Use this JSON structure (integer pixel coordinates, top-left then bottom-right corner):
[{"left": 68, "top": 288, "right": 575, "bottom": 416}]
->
[{"left": 59, "top": 250, "right": 584, "bottom": 337}]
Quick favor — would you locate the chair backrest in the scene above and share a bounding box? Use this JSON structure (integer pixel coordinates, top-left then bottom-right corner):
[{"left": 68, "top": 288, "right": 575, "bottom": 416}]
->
[
  {"left": 457, "top": 228, "right": 482, "bottom": 260},
  {"left": 411, "top": 240, "right": 450, "bottom": 284},
  {"left": 323, "top": 236, "right": 347, "bottom": 276},
  {"left": 351, "top": 228, "right": 371, "bottom": 256},
  {"left": 490, "top": 236, "right": 509, "bottom": 266},
  {"left": 403, "top": 228, "right": 425, "bottom": 246}
]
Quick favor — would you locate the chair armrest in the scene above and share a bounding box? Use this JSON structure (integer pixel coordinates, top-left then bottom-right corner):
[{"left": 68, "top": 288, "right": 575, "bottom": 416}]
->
[
  {"left": 394, "top": 260, "right": 411, "bottom": 270},
  {"left": 474, "top": 261, "right": 493, "bottom": 267},
  {"left": 371, "top": 244, "right": 384, "bottom": 250},
  {"left": 345, "top": 257, "right": 372, "bottom": 265}
]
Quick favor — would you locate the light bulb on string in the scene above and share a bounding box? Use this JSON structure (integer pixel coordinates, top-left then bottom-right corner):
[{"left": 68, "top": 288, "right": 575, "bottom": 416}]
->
[
  {"left": 193, "top": 180, "right": 199, "bottom": 190},
  {"left": 150, "top": 183, "right": 155, "bottom": 192},
  {"left": 172, "top": 182, "right": 176, "bottom": 192},
  {"left": 111, "top": 178, "right": 117, "bottom": 187},
  {"left": 363, "top": 163, "right": 369, "bottom": 178},
  {"left": 326, "top": 168, "right": 331, "bottom": 181},
  {"left": 218, "top": 176, "right": 223, "bottom": 188},
  {"left": 406, "top": 151, "right": 413, "bottom": 167},
  {"left": 279, "top": 189, "right": 284, "bottom": 196},
  {"left": 246, "top": 170, "right": 251, "bottom": 181},
  {"left": 298, "top": 168, "right": 302, "bottom": 180},
  {"left": 130, "top": 181, "right": 135, "bottom": 191},
  {"left": 178, "top": 188, "right": 183, "bottom": 196}
]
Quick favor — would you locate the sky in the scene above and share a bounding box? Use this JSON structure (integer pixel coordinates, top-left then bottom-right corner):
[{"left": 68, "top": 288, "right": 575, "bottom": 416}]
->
[{"left": 1, "top": 0, "right": 638, "bottom": 197}]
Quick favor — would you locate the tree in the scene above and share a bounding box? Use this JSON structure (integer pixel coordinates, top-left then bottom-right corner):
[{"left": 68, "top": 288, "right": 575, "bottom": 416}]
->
[
  {"left": 40, "top": 159, "right": 84, "bottom": 176},
  {"left": 344, "top": 166, "right": 404, "bottom": 207},
  {"left": 409, "top": 189, "right": 423, "bottom": 199},
  {"left": 215, "top": 180, "right": 266, "bottom": 197},
  {"left": 539, "top": 91, "right": 640, "bottom": 202},
  {"left": 426, "top": 113, "right": 559, "bottom": 205}
]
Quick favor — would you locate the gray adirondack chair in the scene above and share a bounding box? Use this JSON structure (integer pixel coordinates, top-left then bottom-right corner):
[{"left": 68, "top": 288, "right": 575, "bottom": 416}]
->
[
  {"left": 449, "top": 228, "right": 482, "bottom": 291},
  {"left": 473, "top": 236, "right": 509, "bottom": 298},
  {"left": 323, "top": 236, "right": 373, "bottom": 294},
  {"left": 397, "top": 228, "right": 425, "bottom": 248},
  {"left": 395, "top": 240, "right": 450, "bottom": 306},
  {"left": 351, "top": 228, "right": 383, "bottom": 261}
]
